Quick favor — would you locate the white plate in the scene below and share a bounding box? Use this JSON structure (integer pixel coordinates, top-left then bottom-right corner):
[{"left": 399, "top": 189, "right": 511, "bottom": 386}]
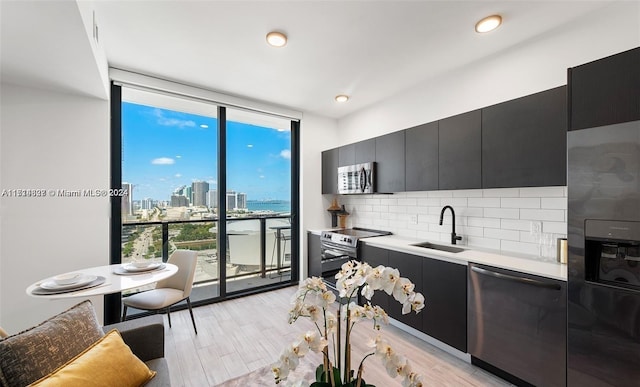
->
[
  {"left": 40, "top": 275, "right": 98, "bottom": 290},
  {"left": 122, "top": 262, "right": 162, "bottom": 272}
]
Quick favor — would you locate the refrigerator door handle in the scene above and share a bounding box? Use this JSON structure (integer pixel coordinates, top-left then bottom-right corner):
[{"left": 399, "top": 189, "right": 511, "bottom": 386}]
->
[{"left": 471, "top": 265, "right": 562, "bottom": 290}]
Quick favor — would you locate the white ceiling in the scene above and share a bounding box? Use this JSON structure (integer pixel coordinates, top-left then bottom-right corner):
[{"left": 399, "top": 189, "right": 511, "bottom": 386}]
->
[{"left": 1, "top": 1, "right": 624, "bottom": 119}]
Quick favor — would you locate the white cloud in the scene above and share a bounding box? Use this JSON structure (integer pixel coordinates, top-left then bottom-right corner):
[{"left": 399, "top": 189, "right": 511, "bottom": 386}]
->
[
  {"left": 175, "top": 155, "right": 182, "bottom": 159},
  {"left": 260, "top": 175, "right": 265, "bottom": 179},
  {"left": 280, "top": 149, "right": 291, "bottom": 159},
  {"left": 152, "top": 157, "right": 175, "bottom": 165},
  {"left": 247, "top": 144, "right": 253, "bottom": 148},
  {"left": 153, "top": 109, "right": 196, "bottom": 129},
  {"left": 175, "top": 173, "right": 182, "bottom": 178}
]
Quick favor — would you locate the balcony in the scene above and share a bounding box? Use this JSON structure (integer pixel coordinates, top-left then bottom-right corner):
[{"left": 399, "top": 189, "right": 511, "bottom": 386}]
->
[{"left": 121, "top": 215, "right": 292, "bottom": 301}]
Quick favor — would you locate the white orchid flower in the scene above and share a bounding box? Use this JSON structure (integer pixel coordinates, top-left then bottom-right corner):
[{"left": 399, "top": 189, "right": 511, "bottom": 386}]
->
[
  {"left": 381, "top": 267, "right": 400, "bottom": 295},
  {"left": 365, "top": 265, "right": 386, "bottom": 290},
  {"left": 303, "top": 330, "right": 327, "bottom": 352},
  {"left": 325, "top": 311, "right": 338, "bottom": 333},
  {"left": 290, "top": 339, "right": 309, "bottom": 357},
  {"left": 361, "top": 284, "right": 374, "bottom": 300},
  {"left": 392, "top": 277, "right": 415, "bottom": 304},
  {"left": 410, "top": 292, "right": 425, "bottom": 313}
]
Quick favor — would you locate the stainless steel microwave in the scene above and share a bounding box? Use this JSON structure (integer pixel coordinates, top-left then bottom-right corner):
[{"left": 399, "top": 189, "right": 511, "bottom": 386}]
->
[{"left": 337, "top": 162, "right": 375, "bottom": 194}]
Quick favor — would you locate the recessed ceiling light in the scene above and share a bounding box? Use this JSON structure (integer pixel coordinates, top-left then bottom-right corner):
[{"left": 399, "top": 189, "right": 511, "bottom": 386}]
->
[
  {"left": 266, "top": 31, "right": 287, "bottom": 47},
  {"left": 335, "top": 95, "right": 349, "bottom": 103},
  {"left": 475, "top": 15, "right": 502, "bottom": 33}
]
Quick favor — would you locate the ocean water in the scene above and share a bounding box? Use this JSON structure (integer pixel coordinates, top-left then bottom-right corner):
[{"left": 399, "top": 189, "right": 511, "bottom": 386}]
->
[{"left": 246, "top": 200, "right": 291, "bottom": 214}]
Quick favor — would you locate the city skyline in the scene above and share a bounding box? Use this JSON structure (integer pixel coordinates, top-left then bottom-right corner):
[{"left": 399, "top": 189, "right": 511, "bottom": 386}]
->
[{"left": 122, "top": 102, "right": 292, "bottom": 202}]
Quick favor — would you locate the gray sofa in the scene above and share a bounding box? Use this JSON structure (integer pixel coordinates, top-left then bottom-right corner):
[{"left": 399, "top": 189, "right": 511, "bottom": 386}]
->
[
  {"left": 104, "top": 315, "right": 171, "bottom": 387},
  {"left": 0, "top": 300, "right": 170, "bottom": 387}
]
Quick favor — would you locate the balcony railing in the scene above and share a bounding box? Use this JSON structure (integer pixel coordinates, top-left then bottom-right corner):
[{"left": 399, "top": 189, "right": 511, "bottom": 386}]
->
[{"left": 121, "top": 215, "right": 292, "bottom": 289}]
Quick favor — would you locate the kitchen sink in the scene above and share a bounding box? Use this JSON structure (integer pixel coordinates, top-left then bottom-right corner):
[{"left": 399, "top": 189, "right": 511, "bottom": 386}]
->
[{"left": 411, "top": 242, "right": 466, "bottom": 253}]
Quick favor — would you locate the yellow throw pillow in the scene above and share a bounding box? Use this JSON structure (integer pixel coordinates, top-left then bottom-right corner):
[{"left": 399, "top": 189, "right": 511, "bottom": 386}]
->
[{"left": 29, "top": 329, "right": 156, "bottom": 387}]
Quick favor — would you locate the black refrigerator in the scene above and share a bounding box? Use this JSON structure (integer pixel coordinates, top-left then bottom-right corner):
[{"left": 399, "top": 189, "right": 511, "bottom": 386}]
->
[{"left": 567, "top": 48, "right": 640, "bottom": 387}]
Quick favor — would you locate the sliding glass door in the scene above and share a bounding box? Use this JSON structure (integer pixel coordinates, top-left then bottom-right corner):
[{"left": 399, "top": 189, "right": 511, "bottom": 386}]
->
[{"left": 111, "top": 83, "right": 299, "bottom": 321}]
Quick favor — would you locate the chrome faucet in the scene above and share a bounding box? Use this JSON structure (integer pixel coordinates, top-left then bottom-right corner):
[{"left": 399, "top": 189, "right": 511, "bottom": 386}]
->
[{"left": 439, "top": 205, "right": 462, "bottom": 245}]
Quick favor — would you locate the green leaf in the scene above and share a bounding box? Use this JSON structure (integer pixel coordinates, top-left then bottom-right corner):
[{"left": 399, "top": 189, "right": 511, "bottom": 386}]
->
[{"left": 315, "top": 364, "right": 324, "bottom": 382}]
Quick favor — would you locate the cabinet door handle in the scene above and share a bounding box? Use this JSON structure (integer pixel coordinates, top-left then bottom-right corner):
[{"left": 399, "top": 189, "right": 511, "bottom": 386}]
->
[{"left": 471, "top": 265, "right": 561, "bottom": 290}]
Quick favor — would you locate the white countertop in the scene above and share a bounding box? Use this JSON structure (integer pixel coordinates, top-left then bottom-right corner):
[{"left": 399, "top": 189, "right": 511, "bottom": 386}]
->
[{"left": 360, "top": 235, "right": 567, "bottom": 281}]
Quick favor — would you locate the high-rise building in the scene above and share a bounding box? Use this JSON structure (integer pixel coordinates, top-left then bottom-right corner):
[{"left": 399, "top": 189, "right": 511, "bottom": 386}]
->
[
  {"left": 122, "top": 182, "right": 133, "bottom": 216},
  {"left": 185, "top": 186, "right": 192, "bottom": 205},
  {"left": 192, "top": 181, "right": 209, "bottom": 207},
  {"left": 226, "top": 191, "right": 237, "bottom": 210},
  {"left": 237, "top": 192, "right": 247, "bottom": 209},
  {"left": 141, "top": 198, "right": 154, "bottom": 210},
  {"left": 170, "top": 195, "right": 189, "bottom": 207},
  {"left": 207, "top": 189, "right": 217, "bottom": 209},
  {"left": 174, "top": 185, "right": 186, "bottom": 196}
]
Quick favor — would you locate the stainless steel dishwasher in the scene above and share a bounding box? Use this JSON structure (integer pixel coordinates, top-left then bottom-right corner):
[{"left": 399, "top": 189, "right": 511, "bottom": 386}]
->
[{"left": 468, "top": 263, "right": 567, "bottom": 387}]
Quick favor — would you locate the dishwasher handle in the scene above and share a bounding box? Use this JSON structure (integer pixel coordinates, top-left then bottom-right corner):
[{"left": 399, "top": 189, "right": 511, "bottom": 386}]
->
[{"left": 471, "top": 265, "right": 561, "bottom": 290}]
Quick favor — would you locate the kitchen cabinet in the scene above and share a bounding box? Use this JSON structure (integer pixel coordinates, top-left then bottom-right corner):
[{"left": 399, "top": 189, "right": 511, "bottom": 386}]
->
[
  {"left": 405, "top": 121, "right": 439, "bottom": 191},
  {"left": 569, "top": 47, "right": 640, "bottom": 131},
  {"left": 307, "top": 232, "right": 321, "bottom": 278},
  {"left": 422, "top": 256, "right": 467, "bottom": 352},
  {"left": 375, "top": 131, "right": 405, "bottom": 193},
  {"left": 338, "top": 143, "right": 355, "bottom": 167},
  {"left": 482, "top": 86, "right": 567, "bottom": 188},
  {"left": 438, "top": 110, "right": 482, "bottom": 190},
  {"left": 321, "top": 148, "right": 339, "bottom": 194},
  {"left": 468, "top": 263, "right": 566, "bottom": 387},
  {"left": 387, "top": 251, "right": 423, "bottom": 331},
  {"left": 354, "top": 138, "right": 376, "bottom": 164},
  {"left": 360, "top": 244, "right": 389, "bottom": 311}
]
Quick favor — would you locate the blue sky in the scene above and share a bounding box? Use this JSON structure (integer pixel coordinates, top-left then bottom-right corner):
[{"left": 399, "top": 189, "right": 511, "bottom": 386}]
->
[{"left": 122, "top": 102, "right": 291, "bottom": 202}]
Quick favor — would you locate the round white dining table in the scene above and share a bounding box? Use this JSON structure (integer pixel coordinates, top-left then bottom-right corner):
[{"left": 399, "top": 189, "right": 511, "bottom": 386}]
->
[{"left": 26, "top": 263, "right": 178, "bottom": 299}]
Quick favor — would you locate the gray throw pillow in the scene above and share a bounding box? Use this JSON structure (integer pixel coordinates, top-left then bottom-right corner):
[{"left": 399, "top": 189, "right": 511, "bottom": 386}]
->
[{"left": 0, "top": 300, "right": 104, "bottom": 387}]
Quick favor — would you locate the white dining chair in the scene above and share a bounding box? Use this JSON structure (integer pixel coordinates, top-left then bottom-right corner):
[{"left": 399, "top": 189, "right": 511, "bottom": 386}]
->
[{"left": 122, "top": 249, "right": 198, "bottom": 334}]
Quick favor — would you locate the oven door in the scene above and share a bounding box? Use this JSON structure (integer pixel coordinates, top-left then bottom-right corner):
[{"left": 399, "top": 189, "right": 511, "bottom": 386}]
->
[{"left": 320, "top": 241, "right": 357, "bottom": 290}]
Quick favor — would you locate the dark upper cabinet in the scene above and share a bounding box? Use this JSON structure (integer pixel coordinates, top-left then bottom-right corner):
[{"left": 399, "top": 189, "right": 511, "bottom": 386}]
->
[
  {"left": 321, "top": 148, "right": 339, "bottom": 194},
  {"left": 482, "top": 86, "right": 567, "bottom": 188},
  {"left": 405, "top": 121, "right": 439, "bottom": 191},
  {"left": 569, "top": 47, "right": 640, "bottom": 131},
  {"left": 338, "top": 143, "right": 355, "bottom": 167},
  {"left": 422, "top": 256, "right": 467, "bottom": 352},
  {"left": 307, "top": 232, "right": 321, "bottom": 278},
  {"left": 354, "top": 138, "right": 376, "bottom": 164},
  {"left": 375, "top": 131, "right": 406, "bottom": 193},
  {"left": 387, "top": 251, "right": 423, "bottom": 331},
  {"left": 360, "top": 244, "right": 389, "bottom": 311},
  {"left": 438, "top": 110, "right": 482, "bottom": 190}
]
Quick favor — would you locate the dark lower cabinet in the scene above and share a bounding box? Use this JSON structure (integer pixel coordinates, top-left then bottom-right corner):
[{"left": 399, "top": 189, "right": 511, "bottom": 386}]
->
[
  {"left": 438, "top": 110, "right": 482, "bottom": 190},
  {"left": 482, "top": 86, "right": 567, "bottom": 188},
  {"left": 361, "top": 244, "right": 467, "bottom": 352},
  {"left": 569, "top": 47, "right": 640, "bottom": 131},
  {"left": 387, "top": 251, "right": 423, "bottom": 331},
  {"left": 360, "top": 244, "right": 389, "bottom": 311},
  {"left": 307, "top": 232, "right": 321, "bottom": 278},
  {"left": 321, "top": 148, "right": 339, "bottom": 194},
  {"left": 422, "top": 256, "right": 467, "bottom": 352}
]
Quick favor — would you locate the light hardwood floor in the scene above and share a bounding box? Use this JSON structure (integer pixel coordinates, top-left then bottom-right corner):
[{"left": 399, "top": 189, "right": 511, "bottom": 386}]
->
[{"left": 163, "top": 286, "right": 512, "bottom": 386}]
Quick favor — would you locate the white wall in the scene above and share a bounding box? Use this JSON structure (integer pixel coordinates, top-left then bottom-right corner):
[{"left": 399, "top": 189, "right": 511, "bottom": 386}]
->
[
  {"left": 300, "top": 113, "right": 339, "bottom": 276},
  {"left": 324, "top": 2, "right": 639, "bottom": 262},
  {"left": 0, "top": 84, "right": 110, "bottom": 333}
]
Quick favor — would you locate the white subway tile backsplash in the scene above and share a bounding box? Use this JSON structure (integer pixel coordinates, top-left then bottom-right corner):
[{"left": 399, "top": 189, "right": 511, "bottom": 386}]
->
[
  {"left": 428, "top": 190, "right": 454, "bottom": 198},
  {"left": 541, "top": 197, "right": 567, "bottom": 209},
  {"left": 453, "top": 189, "right": 483, "bottom": 198},
  {"left": 520, "top": 209, "right": 565, "bottom": 221},
  {"left": 485, "top": 228, "right": 520, "bottom": 241},
  {"left": 340, "top": 186, "right": 567, "bottom": 263},
  {"left": 501, "top": 219, "right": 533, "bottom": 231},
  {"left": 440, "top": 198, "right": 468, "bottom": 207},
  {"left": 501, "top": 197, "right": 540, "bottom": 209},
  {"left": 543, "top": 221, "right": 567, "bottom": 234},
  {"left": 483, "top": 188, "right": 520, "bottom": 197},
  {"left": 519, "top": 186, "right": 565, "bottom": 197},
  {"left": 468, "top": 197, "right": 500, "bottom": 208},
  {"left": 484, "top": 208, "right": 520, "bottom": 219},
  {"left": 501, "top": 240, "right": 540, "bottom": 256},
  {"left": 468, "top": 217, "right": 501, "bottom": 228}
]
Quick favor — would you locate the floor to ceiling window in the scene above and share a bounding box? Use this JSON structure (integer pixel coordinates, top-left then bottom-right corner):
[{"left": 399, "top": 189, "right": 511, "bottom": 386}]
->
[{"left": 109, "top": 80, "right": 299, "bottom": 321}]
